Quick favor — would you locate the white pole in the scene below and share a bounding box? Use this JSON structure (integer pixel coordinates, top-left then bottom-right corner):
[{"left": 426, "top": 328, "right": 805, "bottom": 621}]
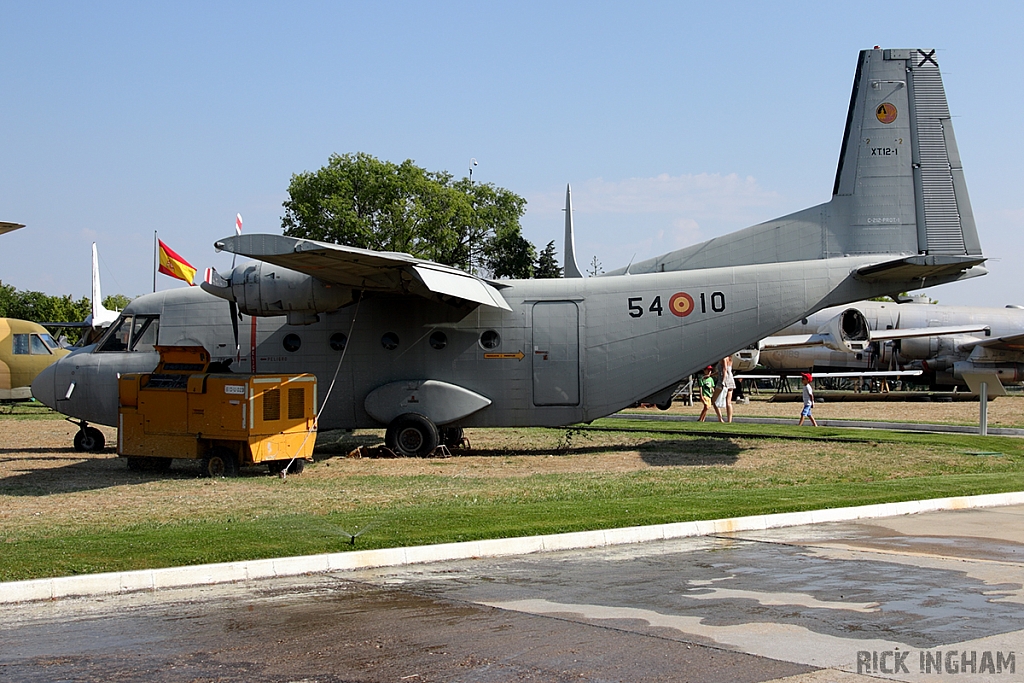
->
[
  {"left": 979, "top": 382, "right": 989, "bottom": 436},
  {"left": 153, "top": 231, "right": 159, "bottom": 293}
]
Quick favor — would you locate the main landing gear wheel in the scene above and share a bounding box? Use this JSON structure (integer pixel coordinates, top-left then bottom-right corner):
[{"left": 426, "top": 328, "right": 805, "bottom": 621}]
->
[
  {"left": 73, "top": 426, "right": 105, "bottom": 452},
  {"left": 439, "top": 426, "right": 465, "bottom": 449},
  {"left": 385, "top": 413, "right": 439, "bottom": 457},
  {"left": 203, "top": 448, "right": 240, "bottom": 478}
]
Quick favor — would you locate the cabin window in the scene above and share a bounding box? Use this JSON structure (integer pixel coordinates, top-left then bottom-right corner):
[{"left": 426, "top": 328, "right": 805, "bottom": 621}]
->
[
  {"left": 381, "top": 332, "right": 399, "bottom": 350},
  {"left": 479, "top": 330, "right": 500, "bottom": 349},
  {"left": 283, "top": 334, "right": 301, "bottom": 352},
  {"left": 329, "top": 333, "right": 347, "bottom": 351},
  {"left": 429, "top": 331, "right": 447, "bottom": 350}
]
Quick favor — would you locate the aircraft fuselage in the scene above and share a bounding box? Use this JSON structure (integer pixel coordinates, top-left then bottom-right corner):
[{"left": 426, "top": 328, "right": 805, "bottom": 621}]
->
[{"left": 34, "top": 254, "right": 928, "bottom": 430}]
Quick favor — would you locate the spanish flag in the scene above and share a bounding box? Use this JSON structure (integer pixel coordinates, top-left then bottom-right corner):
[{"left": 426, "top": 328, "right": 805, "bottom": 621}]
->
[{"left": 157, "top": 239, "right": 197, "bottom": 286}]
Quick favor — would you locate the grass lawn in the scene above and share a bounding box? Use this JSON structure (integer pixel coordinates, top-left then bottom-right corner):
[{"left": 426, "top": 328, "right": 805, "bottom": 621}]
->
[{"left": 2, "top": 409, "right": 1024, "bottom": 583}]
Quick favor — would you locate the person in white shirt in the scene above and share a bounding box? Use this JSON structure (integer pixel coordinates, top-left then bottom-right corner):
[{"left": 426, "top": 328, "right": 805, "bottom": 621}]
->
[{"left": 797, "top": 373, "right": 818, "bottom": 426}]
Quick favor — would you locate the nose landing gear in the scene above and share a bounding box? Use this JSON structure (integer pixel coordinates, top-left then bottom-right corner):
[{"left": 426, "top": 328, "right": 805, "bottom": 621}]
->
[{"left": 68, "top": 419, "right": 106, "bottom": 452}]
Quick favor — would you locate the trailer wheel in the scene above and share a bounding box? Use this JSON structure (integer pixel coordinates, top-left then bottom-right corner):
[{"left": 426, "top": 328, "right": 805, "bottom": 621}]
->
[
  {"left": 74, "top": 427, "right": 105, "bottom": 452},
  {"left": 203, "top": 448, "right": 239, "bottom": 478},
  {"left": 385, "top": 413, "right": 438, "bottom": 457}
]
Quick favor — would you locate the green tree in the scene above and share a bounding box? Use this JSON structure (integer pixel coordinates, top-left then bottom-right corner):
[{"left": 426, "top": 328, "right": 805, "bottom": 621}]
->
[
  {"left": 281, "top": 153, "right": 533, "bottom": 277},
  {"left": 535, "top": 240, "right": 562, "bottom": 279},
  {"left": 103, "top": 294, "right": 132, "bottom": 312},
  {"left": 0, "top": 281, "right": 132, "bottom": 344}
]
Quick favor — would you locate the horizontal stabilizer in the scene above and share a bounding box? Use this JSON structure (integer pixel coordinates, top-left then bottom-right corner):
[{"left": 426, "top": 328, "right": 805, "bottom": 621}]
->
[{"left": 853, "top": 255, "right": 986, "bottom": 283}]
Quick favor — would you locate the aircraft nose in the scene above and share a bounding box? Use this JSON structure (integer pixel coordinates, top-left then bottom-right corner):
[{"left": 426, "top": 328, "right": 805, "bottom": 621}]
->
[{"left": 31, "top": 362, "right": 58, "bottom": 409}]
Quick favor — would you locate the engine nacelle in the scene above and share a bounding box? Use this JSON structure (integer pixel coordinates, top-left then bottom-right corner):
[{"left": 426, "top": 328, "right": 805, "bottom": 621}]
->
[
  {"left": 952, "top": 361, "right": 1024, "bottom": 384},
  {"left": 201, "top": 263, "right": 355, "bottom": 325},
  {"left": 899, "top": 335, "right": 976, "bottom": 360},
  {"left": 817, "top": 308, "right": 870, "bottom": 353},
  {"left": 731, "top": 346, "right": 760, "bottom": 372}
]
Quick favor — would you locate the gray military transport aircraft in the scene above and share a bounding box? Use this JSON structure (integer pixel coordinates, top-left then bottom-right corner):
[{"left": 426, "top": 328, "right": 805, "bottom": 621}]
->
[{"left": 34, "top": 48, "right": 987, "bottom": 457}]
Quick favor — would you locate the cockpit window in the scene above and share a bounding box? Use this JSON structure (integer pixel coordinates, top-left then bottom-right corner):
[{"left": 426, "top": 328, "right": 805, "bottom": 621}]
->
[
  {"left": 96, "top": 314, "right": 160, "bottom": 352},
  {"left": 131, "top": 317, "right": 159, "bottom": 352},
  {"left": 11, "top": 334, "right": 56, "bottom": 355},
  {"left": 30, "top": 335, "right": 52, "bottom": 355},
  {"left": 12, "top": 334, "right": 29, "bottom": 355}
]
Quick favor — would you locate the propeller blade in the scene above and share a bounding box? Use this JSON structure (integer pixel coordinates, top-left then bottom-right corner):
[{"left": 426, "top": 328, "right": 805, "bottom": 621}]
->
[{"left": 230, "top": 300, "right": 240, "bottom": 362}]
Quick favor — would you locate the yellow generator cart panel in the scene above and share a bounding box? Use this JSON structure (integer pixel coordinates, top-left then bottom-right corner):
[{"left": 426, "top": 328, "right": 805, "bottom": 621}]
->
[{"left": 118, "top": 346, "right": 317, "bottom": 476}]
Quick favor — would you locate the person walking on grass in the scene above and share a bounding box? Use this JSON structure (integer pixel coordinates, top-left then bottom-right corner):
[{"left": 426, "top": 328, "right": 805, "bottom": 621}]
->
[
  {"left": 797, "top": 372, "right": 818, "bottom": 426},
  {"left": 697, "top": 366, "right": 715, "bottom": 422},
  {"left": 711, "top": 356, "right": 735, "bottom": 423}
]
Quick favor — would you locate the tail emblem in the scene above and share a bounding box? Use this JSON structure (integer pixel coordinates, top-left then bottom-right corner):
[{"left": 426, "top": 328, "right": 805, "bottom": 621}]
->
[{"left": 875, "top": 103, "right": 898, "bottom": 124}]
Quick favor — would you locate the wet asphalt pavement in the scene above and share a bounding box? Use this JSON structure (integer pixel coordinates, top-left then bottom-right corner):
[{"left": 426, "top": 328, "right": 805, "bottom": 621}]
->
[{"left": 4, "top": 505, "right": 1024, "bottom": 682}]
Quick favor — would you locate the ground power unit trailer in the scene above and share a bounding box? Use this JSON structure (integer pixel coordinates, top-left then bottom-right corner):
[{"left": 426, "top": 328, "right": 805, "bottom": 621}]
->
[{"left": 117, "top": 346, "right": 317, "bottom": 476}]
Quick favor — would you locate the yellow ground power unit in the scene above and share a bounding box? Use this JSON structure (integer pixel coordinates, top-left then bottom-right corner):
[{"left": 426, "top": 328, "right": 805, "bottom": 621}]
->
[{"left": 118, "top": 346, "right": 317, "bottom": 476}]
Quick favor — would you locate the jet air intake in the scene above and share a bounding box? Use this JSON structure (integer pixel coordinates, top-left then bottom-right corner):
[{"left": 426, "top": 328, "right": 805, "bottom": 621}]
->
[
  {"left": 201, "top": 263, "right": 355, "bottom": 325},
  {"left": 819, "top": 308, "right": 870, "bottom": 353}
]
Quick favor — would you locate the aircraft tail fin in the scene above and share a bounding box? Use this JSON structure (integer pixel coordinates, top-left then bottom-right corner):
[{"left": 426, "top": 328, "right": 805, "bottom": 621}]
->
[
  {"left": 606, "top": 48, "right": 983, "bottom": 278},
  {"left": 90, "top": 243, "right": 118, "bottom": 328},
  {"left": 563, "top": 184, "right": 583, "bottom": 278}
]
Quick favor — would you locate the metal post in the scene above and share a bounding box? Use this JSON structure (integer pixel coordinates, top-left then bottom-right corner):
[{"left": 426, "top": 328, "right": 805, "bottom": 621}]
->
[
  {"left": 153, "top": 231, "right": 158, "bottom": 293},
  {"left": 979, "top": 382, "right": 988, "bottom": 436}
]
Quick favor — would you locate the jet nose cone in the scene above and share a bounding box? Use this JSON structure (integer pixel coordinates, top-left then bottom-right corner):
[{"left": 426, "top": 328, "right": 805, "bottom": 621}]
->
[{"left": 31, "top": 362, "right": 58, "bottom": 409}]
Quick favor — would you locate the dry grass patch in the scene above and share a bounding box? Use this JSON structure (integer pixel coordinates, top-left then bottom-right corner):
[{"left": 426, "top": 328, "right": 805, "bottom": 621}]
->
[{"left": 2, "top": 416, "right": 1017, "bottom": 539}]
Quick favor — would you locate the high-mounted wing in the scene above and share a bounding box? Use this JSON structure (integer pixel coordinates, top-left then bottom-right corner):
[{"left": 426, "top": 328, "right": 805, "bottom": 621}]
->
[
  {"left": 212, "top": 234, "right": 511, "bottom": 311},
  {"left": 868, "top": 325, "right": 990, "bottom": 341}
]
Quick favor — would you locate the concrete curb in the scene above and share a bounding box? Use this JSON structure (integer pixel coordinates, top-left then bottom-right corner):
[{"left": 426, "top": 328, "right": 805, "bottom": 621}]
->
[
  {"left": 610, "top": 412, "right": 1024, "bottom": 437},
  {"left": 4, "top": 491, "right": 1024, "bottom": 605}
]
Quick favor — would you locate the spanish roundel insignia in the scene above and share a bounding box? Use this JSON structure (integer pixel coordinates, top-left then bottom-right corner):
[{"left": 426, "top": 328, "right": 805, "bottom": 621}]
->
[
  {"left": 669, "top": 292, "right": 695, "bottom": 317},
  {"left": 875, "top": 103, "right": 897, "bottom": 124}
]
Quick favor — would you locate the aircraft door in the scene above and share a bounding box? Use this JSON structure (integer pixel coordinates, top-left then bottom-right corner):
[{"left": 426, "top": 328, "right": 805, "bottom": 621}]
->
[{"left": 532, "top": 302, "right": 579, "bottom": 406}]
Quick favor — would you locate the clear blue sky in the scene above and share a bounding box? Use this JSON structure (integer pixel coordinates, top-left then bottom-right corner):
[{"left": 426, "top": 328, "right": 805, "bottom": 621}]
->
[{"left": 2, "top": 1, "right": 1021, "bottom": 307}]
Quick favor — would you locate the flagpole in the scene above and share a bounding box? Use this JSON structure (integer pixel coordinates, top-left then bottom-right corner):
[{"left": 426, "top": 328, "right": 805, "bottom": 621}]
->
[{"left": 153, "top": 231, "right": 158, "bottom": 293}]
